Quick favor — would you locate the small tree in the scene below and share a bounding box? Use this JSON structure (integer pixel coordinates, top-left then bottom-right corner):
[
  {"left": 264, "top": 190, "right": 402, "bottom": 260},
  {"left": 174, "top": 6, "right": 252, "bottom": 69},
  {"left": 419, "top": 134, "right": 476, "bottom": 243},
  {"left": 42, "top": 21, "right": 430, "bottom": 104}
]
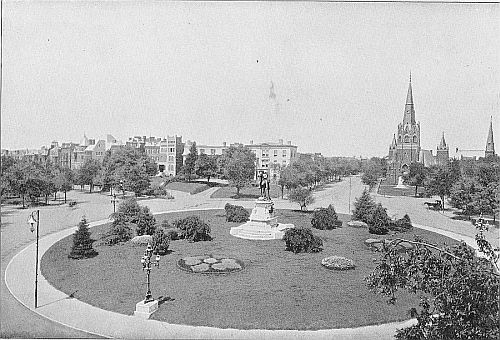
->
[
  {"left": 288, "top": 187, "right": 315, "bottom": 211},
  {"left": 152, "top": 228, "right": 170, "bottom": 255},
  {"left": 367, "top": 203, "right": 390, "bottom": 235},
  {"left": 311, "top": 205, "right": 342, "bottom": 230},
  {"left": 425, "top": 165, "right": 455, "bottom": 211},
  {"left": 69, "top": 217, "right": 98, "bottom": 259},
  {"left": 223, "top": 145, "right": 256, "bottom": 196},
  {"left": 283, "top": 227, "right": 323, "bottom": 253},
  {"left": 135, "top": 206, "right": 157, "bottom": 236},
  {"left": 352, "top": 189, "right": 377, "bottom": 223},
  {"left": 182, "top": 142, "right": 198, "bottom": 181},
  {"left": 408, "top": 162, "right": 428, "bottom": 197},
  {"left": 173, "top": 216, "right": 212, "bottom": 242}
]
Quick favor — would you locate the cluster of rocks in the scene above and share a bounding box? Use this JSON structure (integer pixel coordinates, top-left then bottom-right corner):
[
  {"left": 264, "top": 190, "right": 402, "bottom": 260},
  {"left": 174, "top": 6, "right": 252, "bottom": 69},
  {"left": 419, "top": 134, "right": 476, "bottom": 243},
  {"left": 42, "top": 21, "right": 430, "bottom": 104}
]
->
[{"left": 179, "top": 255, "right": 243, "bottom": 273}]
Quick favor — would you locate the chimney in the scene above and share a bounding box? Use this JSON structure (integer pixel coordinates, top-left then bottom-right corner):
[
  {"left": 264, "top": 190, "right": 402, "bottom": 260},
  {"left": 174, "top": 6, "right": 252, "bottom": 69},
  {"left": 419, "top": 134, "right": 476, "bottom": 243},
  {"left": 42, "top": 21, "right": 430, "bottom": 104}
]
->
[
  {"left": 279, "top": 139, "right": 283, "bottom": 145},
  {"left": 287, "top": 141, "right": 292, "bottom": 145},
  {"left": 250, "top": 140, "right": 253, "bottom": 145}
]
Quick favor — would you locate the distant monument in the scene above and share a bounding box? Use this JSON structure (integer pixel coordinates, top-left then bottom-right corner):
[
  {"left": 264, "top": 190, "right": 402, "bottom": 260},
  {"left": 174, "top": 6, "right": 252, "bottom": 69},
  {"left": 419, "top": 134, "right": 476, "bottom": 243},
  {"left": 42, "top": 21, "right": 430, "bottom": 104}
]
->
[
  {"left": 395, "top": 176, "right": 408, "bottom": 189},
  {"left": 258, "top": 171, "right": 270, "bottom": 199},
  {"left": 230, "top": 197, "right": 294, "bottom": 240}
]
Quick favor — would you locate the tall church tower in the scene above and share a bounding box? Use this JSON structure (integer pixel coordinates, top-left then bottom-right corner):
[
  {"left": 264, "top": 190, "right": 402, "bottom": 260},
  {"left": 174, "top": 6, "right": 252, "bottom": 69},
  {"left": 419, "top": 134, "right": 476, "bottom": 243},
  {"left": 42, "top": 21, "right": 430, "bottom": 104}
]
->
[
  {"left": 387, "top": 74, "right": 421, "bottom": 184},
  {"left": 436, "top": 132, "right": 449, "bottom": 165},
  {"left": 485, "top": 116, "right": 495, "bottom": 158}
]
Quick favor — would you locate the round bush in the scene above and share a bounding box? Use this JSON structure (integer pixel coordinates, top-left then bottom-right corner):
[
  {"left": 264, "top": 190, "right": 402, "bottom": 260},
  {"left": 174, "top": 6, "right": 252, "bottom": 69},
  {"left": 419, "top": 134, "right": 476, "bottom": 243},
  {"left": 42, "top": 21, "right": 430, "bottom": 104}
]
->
[
  {"left": 311, "top": 205, "right": 342, "bottom": 230},
  {"left": 224, "top": 203, "right": 250, "bottom": 223},
  {"left": 283, "top": 227, "right": 323, "bottom": 253},
  {"left": 173, "top": 216, "right": 212, "bottom": 242},
  {"left": 321, "top": 256, "right": 355, "bottom": 270}
]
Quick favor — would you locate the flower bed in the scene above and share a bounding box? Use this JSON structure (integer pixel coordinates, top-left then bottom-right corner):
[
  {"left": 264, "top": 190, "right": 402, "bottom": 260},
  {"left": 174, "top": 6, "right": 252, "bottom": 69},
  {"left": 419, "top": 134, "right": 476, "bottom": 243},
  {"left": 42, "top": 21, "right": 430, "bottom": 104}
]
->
[
  {"left": 177, "top": 255, "right": 244, "bottom": 274},
  {"left": 321, "top": 256, "right": 355, "bottom": 270}
]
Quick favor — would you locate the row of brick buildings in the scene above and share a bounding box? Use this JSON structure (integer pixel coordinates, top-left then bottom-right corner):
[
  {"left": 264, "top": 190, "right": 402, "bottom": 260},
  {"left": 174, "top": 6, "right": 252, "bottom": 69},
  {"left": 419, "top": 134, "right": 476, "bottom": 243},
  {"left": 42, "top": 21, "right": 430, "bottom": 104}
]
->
[{"left": 1, "top": 134, "right": 299, "bottom": 180}]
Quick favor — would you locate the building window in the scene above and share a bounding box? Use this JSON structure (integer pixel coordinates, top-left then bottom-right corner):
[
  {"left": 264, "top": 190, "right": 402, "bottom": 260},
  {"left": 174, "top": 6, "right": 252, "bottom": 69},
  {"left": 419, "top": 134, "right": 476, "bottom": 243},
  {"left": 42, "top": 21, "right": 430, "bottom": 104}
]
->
[
  {"left": 282, "top": 150, "right": 287, "bottom": 157},
  {"left": 168, "top": 164, "right": 174, "bottom": 171},
  {"left": 211, "top": 149, "right": 216, "bottom": 155},
  {"left": 404, "top": 135, "right": 409, "bottom": 143},
  {"left": 200, "top": 149, "right": 205, "bottom": 154},
  {"left": 413, "top": 135, "right": 417, "bottom": 143},
  {"left": 168, "top": 156, "right": 174, "bottom": 162},
  {"left": 274, "top": 150, "right": 278, "bottom": 157}
]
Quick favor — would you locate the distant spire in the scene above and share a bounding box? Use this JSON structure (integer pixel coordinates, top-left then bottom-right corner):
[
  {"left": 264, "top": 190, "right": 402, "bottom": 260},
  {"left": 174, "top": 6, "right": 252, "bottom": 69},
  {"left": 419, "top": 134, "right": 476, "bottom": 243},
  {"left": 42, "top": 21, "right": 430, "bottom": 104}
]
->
[
  {"left": 269, "top": 81, "right": 276, "bottom": 100},
  {"left": 438, "top": 132, "right": 447, "bottom": 149},
  {"left": 391, "top": 134, "right": 397, "bottom": 146},
  {"left": 403, "top": 73, "right": 416, "bottom": 125},
  {"left": 485, "top": 116, "right": 495, "bottom": 157}
]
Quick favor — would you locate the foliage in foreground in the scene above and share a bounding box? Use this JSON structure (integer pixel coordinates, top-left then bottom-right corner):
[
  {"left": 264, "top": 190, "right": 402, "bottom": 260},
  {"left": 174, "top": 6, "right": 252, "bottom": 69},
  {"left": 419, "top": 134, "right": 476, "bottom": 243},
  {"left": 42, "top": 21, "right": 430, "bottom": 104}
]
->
[
  {"left": 224, "top": 203, "right": 250, "bottom": 222},
  {"left": 283, "top": 227, "right": 323, "bottom": 253},
  {"left": 366, "top": 234, "right": 499, "bottom": 340},
  {"left": 69, "top": 217, "right": 98, "bottom": 259},
  {"left": 311, "top": 204, "right": 342, "bottom": 230},
  {"left": 173, "top": 216, "right": 212, "bottom": 242}
]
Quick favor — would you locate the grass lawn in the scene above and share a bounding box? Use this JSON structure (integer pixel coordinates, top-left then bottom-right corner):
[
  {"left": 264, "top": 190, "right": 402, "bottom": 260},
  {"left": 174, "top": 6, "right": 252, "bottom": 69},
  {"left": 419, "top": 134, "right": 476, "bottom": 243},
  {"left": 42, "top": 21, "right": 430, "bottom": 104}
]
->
[
  {"left": 41, "top": 210, "right": 459, "bottom": 330},
  {"left": 164, "top": 182, "right": 210, "bottom": 194},
  {"left": 210, "top": 183, "right": 282, "bottom": 199}
]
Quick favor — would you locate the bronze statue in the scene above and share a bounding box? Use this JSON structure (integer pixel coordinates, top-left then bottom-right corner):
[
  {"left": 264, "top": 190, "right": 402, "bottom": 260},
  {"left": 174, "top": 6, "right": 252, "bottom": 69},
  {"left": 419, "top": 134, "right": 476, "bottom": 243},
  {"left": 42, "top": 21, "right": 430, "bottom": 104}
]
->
[{"left": 259, "top": 172, "right": 270, "bottom": 200}]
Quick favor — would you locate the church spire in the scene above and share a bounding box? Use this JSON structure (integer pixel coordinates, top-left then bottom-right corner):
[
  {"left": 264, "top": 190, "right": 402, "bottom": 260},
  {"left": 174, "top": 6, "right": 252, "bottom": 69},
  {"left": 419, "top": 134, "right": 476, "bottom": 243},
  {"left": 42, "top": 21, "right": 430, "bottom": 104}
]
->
[
  {"left": 438, "top": 132, "right": 447, "bottom": 149},
  {"left": 403, "top": 73, "right": 416, "bottom": 125},
  {"left": 485, "top": 116, "right": 495, "bottom": 157}
]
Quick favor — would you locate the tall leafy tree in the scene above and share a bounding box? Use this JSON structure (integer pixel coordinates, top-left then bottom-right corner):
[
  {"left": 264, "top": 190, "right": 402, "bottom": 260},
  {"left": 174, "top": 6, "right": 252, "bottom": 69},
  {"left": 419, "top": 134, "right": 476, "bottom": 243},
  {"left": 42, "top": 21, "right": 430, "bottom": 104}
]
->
[
  {"left": 77, "top": 158, "right": 101, "bottom": 193},
  {"left": 195, "top": 153, "right": 217, "bottom": 182},
  {"left": 182, "top": 142, "right": 198, "bottom": 181},
  {"left": 408, "top": 162, "right": 428, "bottom": 196},
  {"left": 288, "top": 187, "right": 315, "bottom": 211},
  {"left": 425, "top": 165, "right": 455, "bottom": 210},
  {"left": 223, "top": 145, "right": 256, "bottom": 196}
]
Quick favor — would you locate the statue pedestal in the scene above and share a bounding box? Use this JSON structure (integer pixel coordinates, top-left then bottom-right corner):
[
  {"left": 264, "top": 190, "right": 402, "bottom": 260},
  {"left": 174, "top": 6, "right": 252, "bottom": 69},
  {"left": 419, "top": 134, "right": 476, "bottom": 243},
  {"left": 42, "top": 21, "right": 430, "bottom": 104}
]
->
[
  {"left": 134, "top": 300, "right": 158, "bottom": 319},
  {"left": 230, "top": 198, "right": 294, "bottom": 240}
]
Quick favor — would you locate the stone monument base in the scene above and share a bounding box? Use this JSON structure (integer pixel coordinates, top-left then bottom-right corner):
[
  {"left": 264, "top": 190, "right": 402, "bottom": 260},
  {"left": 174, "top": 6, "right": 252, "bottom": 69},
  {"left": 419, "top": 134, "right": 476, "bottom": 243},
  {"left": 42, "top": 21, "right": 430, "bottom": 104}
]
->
[
  {"left": 230, "top": 221, "right": 293, "bottom": 240},
  {"left": 134, "top": 300, "right": 158, "bottom": 319}
]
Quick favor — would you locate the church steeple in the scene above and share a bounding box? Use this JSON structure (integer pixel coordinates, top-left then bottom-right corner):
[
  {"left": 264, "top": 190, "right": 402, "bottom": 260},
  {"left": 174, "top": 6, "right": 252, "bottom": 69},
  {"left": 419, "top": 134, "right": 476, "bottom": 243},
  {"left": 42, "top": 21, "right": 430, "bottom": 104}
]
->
[
  {"left": 438, "top": 132, "right": 447, "bottom": 149},
  {"left": 485, "top": 116, "right": 495, "bottom": 157},
  {"left": 403, "top": 73, "right": 416, "bottom": 125}
]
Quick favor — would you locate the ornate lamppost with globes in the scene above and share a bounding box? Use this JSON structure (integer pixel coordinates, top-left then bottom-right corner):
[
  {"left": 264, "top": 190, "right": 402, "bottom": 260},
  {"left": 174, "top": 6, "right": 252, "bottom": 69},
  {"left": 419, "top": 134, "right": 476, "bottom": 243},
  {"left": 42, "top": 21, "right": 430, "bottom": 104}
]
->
[
  {"left": 27, "top": 210, "right": 40, "bottom": 308},
  {"left": 141, "top": 243, "right": 160, "bottom": 303}
]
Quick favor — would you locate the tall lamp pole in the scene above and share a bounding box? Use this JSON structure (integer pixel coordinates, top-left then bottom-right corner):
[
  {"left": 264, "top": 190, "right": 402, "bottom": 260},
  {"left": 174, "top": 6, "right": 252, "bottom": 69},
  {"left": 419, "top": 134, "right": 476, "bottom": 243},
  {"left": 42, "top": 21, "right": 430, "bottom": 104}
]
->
[
  {"left": 141, "top": 243, "right": 160, "bottom": 303},
  {"left": 348, "top": 176, "right": 352, "bottom": 215},
  {"left": 111, "top": 194, "right": 118, "bottom": 213},
  {"left": 27, "top": 210, "right": 40, "bottom": 308}
]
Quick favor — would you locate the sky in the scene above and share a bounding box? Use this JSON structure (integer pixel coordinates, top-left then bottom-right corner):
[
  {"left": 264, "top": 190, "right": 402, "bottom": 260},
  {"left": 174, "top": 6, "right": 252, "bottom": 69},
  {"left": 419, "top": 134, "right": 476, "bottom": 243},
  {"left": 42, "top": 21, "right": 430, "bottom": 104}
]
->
[{"left": 1, "top": 1, "right": 498, "bottom": 157}]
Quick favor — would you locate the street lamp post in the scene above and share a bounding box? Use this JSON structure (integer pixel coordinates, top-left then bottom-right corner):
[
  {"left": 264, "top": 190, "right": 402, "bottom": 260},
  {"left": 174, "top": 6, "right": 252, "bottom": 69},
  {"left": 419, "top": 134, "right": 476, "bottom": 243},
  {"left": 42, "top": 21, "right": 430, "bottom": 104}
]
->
[
  {"left": 111, "top": 194, "right": 118, "bottom": 213},
  {"left": 27, "top": 210, "right": 40, "bottom": 308},
  {"left": 141, "top": 243, "right": 160, "bottom": 303},
  {"left": 120, "top": 180, "right": 125, "bottom": 198},
  {"left": 348, "top": 176, "right": 352, "bottom": 215}
]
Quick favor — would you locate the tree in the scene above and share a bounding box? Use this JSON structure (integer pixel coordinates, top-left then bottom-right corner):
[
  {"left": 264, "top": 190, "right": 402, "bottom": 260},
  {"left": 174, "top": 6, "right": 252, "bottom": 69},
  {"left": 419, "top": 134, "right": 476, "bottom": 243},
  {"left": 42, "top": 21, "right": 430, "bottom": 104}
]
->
[
  {"left": 352, "top": 189, "right": 377, "bottom": 223},
  {"left": 425, "top": 165, "right": 455, "bottom": 210},
  {"left": 77, "top": 158, "right": 101, "bottom": 193},
  {"left": 54, "top": 166, "right": 74, "bottom": 203},
  {"left": 361, "top": 158, "right": 385, "bottom": 190},
  {"left": 223, "top": 145, "right": 256, "bottom": 196},
  {"left": 182, "top": 142, "right": 198, "bottom": 181},
  {"left": 135, "top": 206, "right": 157, "bottom": 236},
  {"left": 101, "top": 146, "right": 157, "bottom": 196},
  {"left": 69, "top": 217, "right": 98, "bottom": 259},
  {"left": 195, "top": 153, "right": 217, "bottom": 182},
  {"left": 408, "top": 162, "right": 428, "bottom": 196},
  {"left": 366, "top": 235, "right": 499, "bottom": 339},
  {"left": 278, "top": 165, "right": 299, "bottom": 198},
  {"left": 288, "top": 187, "right": 315, "bottom": 211},
  {"left": 449, "top": 177, "right": 481, "bottom": 217}
]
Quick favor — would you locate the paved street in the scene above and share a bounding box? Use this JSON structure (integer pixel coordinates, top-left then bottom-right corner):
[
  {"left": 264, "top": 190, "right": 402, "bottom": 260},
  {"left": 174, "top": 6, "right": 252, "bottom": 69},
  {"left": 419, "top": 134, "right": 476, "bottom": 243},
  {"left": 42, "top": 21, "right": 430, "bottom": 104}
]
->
[{"left": 1, "top": 177, "right": 497, "bottom": 338}]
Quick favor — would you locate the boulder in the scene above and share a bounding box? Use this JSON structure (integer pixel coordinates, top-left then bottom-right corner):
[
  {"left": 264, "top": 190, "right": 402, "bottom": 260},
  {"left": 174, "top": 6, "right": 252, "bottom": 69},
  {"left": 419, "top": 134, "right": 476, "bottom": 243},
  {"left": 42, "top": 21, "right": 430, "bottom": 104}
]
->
[
  {"left": 348, "top": 221, "right": 368, "bottom": 228},
  {"left": 130, "top": 235, "right": 153, "bottom": 246}
]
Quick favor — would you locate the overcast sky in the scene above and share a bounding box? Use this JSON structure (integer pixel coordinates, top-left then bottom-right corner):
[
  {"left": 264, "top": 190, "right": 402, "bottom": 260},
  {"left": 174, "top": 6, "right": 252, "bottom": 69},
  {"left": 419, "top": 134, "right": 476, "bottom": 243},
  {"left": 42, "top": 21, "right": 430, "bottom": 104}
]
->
[{"left": 1, "top": 1, "right": 498, "bottom": 157}]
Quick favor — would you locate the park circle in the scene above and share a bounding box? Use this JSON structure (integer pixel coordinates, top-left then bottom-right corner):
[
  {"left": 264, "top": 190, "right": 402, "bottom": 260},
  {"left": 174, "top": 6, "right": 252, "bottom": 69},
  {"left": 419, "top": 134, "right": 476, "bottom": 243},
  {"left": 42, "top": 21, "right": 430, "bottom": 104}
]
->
[{"left": 40, "top": 208, "right": 460, "bottom": 331}]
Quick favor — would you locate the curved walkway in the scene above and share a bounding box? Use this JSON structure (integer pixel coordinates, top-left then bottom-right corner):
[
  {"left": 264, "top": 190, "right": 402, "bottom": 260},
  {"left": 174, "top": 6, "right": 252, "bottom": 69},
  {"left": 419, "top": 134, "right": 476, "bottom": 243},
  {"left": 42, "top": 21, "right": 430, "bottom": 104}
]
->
[
  {"left": 3, "top": 178, "right": 494, "bottom": 338},
  {"left": 5, "top": 208, "right": 484, "bottom": 340}
]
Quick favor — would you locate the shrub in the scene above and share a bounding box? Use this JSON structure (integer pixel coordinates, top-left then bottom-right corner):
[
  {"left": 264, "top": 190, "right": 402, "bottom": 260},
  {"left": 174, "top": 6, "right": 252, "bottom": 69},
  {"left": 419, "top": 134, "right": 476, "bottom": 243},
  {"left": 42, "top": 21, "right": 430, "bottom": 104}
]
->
[
  {"left": 283, "top": 227, "right": 323, "bottom": 253},
  {"left": 69, "top": 217, "right": 98, "bottom": 259},
  {"left": 311, "top": 204, "right": 342, "bottom": 230},
  {"left": 225, "top": 203, "right": 250, "bottom": 222},
  {"left": 153, "top": 187, "right": 167, "bottom": 197},
  {"left": 164, "top": 228, "right": 180, "bottom": 240},
  {"left": 389, "top": 214, "right": 413, "bottom": 232},
  {"left": 173, "top": 216, "right": 212, "bottom": 242},
  {"left": 102, "top": 220, "right": 133, "bottom": 245},
  {"left": 352, "top": 189, "right": 377, "bottom": 223},
  {"left": 367, "top": 203, "right": 390, "bottom": 235},
  {"left": 135, "top": 206, "right": 156, "bottom": 236},
  {"left": 152, "top": 228, "right": 170, "bottom": 255}
]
